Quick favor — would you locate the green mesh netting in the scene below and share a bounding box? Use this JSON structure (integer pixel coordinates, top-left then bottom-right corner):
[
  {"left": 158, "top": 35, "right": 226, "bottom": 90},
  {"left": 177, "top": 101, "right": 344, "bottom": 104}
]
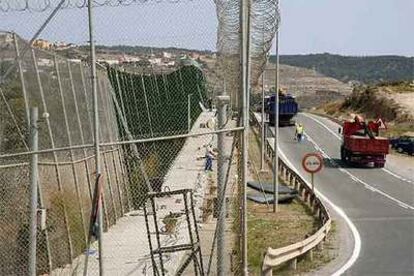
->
[{"left": 107, "top": 65, "right": 208, "bottom": 207}]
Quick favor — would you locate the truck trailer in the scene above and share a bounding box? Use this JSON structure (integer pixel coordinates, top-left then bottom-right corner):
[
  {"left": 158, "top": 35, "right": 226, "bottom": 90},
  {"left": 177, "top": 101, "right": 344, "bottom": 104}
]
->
[{"left": 266, "top": 93, "right": 299, "bottom": 126}]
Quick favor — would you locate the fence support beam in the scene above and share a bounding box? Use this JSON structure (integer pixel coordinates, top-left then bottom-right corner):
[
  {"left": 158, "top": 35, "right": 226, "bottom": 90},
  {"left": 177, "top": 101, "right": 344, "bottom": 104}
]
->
[
  {"left": 30, "top": 48, "right": 54, "bottom": 273},
  {"left": 240, "top": 0, "right": 251, "bottom": 274},
  {"left": 216, "top": 90, "right": 229, "bottom": 276},
  {"left": 187, "top": 93, "right": 192, "bottom": 133},
  {"left": 29, "top": 107, "right": 38, "bottom": 276},
  {"left": 86, "top": 1, "right": 104, "bottom": 274},
  {"left": 13, "top": 33, "right": 30, "bottom": 128},
  {"left": 273, "top": 0, "right": 280, "bottom": 213}
]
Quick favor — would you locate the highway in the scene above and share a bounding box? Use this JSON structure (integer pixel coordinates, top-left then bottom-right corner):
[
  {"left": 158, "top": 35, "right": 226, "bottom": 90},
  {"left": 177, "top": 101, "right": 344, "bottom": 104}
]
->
[{"left": 276, "top": 113, "right": 414, "bottom": 275}]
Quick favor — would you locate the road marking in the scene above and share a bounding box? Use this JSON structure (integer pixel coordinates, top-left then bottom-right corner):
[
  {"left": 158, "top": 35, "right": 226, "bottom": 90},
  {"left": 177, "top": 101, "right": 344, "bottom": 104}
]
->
[
  {"left": 382, "top": 168, "right": 413, "bottom": 184},
  {"left": 277, "top": 147, "right": 361, "bottom": 276},
  {"left": 304, "top": 131, "right": 414, "bottom": 211},
  {"left": 301, "top": 113, "right": 414, "bottom": 185}
]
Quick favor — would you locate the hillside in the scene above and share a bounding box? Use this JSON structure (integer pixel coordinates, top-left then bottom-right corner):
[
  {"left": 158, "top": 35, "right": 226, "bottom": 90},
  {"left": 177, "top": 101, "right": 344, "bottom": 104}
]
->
[
  {"left": 260, "top": 63, "right": 352, "bottom": 109},
  {"left": 270, "top": 53, "right": 414, "bottom": 84},
  {"left": 319, "top": 81, "right": 414, "bottom": 136}
]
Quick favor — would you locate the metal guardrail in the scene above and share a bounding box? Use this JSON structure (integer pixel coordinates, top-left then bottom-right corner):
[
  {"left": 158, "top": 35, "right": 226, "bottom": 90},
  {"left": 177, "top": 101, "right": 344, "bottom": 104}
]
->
[{"left": 249, "top": 112, "right": 332, "bottom": 276}]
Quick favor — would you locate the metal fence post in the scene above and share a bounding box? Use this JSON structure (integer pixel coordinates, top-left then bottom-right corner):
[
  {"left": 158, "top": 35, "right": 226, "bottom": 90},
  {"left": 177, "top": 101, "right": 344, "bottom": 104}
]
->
[
  {"left": 260, "top": 21, "right": 267, "bottom": 172},
  {"left": 187, "top": 93, "right": 192, "bottom": 133},
  {"left": 139, "top": 74, "right": 154, "bottom": 137},
  {"left": 29, "top": 107, "right": 39, "bottom": 276},
  {"left": 127, "top": 74, "right": 144, "bottom": 135},
  {"left": 217, "top": 86, "right": 229, "bottom": 275},
  {"left": 30, "top": 48, "right": 53, "bottom": 273},
  {"left": 114, "top": 70, "right": 127, "bottom": 118},
  {"left": 240, "top": 0, "right": 250, "bottom": 274},
  {"left": 87, "top": 1, "right": 104, "bottom": 274},
  {"left": 260, "top": 70, "right": 266, "bottom": 171},
  {"left": 13, "top": 33, "right": 30, "bottom": 128},
  {"left": 273, "top": 0, "right": 280, "bottom": 213}
]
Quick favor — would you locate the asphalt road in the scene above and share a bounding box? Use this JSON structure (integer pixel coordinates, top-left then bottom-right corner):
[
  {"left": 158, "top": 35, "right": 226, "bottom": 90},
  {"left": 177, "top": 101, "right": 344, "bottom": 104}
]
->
[{"left": 276, "top": 113, "right": 414, "bottom": 275}]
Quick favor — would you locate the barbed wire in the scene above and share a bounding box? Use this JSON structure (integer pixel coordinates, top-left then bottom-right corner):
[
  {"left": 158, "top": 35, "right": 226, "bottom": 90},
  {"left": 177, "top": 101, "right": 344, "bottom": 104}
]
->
[
  {"left": 214, "top": 0, "right": 280, "bottom": 109},
  {"left": 0, "top": 0, "right": 193, "bottom": 12}
]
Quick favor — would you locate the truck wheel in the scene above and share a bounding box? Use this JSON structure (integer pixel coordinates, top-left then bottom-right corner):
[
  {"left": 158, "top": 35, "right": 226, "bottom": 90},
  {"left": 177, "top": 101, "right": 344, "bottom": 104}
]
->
[
  {"left": 340, "top": 147, "right": 346, "bottom": 162},
  {"left": 397, "top": 147, "right": 403, "bottom": 153}
]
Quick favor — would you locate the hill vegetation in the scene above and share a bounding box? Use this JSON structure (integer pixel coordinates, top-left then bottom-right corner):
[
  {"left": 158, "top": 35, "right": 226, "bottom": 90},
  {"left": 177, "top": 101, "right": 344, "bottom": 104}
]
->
[
  {"left": 319, "top": 81, "right": 414, "bottom": 136},
  {"left": 270, "top": 53, "right": 413, "bottom": 84}
]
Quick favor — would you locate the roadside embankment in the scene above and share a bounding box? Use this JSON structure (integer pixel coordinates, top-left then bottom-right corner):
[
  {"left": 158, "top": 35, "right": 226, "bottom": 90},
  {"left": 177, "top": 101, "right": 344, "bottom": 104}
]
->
[{"left": 247, "top": 120, "right": 337, "bottom": 275}]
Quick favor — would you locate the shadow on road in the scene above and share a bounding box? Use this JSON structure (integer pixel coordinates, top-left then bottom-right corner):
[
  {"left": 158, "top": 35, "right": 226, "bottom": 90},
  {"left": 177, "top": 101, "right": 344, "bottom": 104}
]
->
[{"left": 323, "top": 157, "right": 376, "bottom": 170}]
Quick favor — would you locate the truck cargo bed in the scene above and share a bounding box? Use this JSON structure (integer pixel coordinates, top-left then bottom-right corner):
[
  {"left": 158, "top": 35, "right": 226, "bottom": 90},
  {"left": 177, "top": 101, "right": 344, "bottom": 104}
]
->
[{"left": 344, "top": 135, "right": 389, "bottom": 154}]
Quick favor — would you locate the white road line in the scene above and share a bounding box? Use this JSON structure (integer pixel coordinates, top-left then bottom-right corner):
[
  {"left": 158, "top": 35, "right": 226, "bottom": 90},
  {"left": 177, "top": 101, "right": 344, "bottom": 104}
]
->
[
  {"left": 382, "top": 168, "right": 413, "bottom": 184},
  {"left": 304, "top": 131, "right": 414, "bottom": 211},
  {"left": 277, "top": 147, "right": 361, "bottom": 276},
  {"left": 301, "top": 113, "right": 414, "bottom": 185}
]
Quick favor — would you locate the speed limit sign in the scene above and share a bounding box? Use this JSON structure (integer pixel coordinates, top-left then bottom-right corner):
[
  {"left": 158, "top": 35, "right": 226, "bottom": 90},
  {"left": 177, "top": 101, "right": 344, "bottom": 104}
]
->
[
  {"left": 302, "top": 153, "right": 323, "bottom": 193},
  {"left": 302, "top": 153, "right": 323, "bottom": 174}
]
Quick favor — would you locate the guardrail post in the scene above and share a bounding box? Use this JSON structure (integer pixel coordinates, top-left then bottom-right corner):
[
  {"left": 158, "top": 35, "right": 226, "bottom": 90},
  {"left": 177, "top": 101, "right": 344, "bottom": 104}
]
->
[
  {"left": 289, "top": 258, "right": 297, "bottom": 270},
  {"left": 262, "top": 267, "right": 272, "bottom": 276},
  {"left": 313, "top": 202, "right": 318, "bottom": 214},
  {"left": 317, "top": 241, "right": 324, "bottom": 251},
  {"left": 307, "top": 249, "right": 314, "bottom": 261}
]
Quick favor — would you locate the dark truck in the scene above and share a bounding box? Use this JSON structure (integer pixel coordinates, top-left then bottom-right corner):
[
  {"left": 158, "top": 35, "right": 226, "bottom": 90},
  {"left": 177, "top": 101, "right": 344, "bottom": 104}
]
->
[
  {"left": 390, "top": 134, "right": 414, "bottom": 155},
  {"left": 340, "top": 116, "right": 389, "bottom": 167},
  {"left": 265, "top": 93, "right": 299, "bottom": 126}
]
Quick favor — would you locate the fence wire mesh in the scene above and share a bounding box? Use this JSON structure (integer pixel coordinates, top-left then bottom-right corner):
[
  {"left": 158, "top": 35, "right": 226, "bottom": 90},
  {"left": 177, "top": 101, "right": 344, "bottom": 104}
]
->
[
  {"left": 0, "top": 31, "right": 129, "bottom": 275},
  {"left": 0, "top": 0, "right": 255, "bottom": 273}
]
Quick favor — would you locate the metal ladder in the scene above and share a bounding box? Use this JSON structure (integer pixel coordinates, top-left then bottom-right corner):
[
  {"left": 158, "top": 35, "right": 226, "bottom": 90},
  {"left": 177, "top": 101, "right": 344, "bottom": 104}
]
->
[{"left": 143, "top": 188, "right": 205, "bottom": 276}]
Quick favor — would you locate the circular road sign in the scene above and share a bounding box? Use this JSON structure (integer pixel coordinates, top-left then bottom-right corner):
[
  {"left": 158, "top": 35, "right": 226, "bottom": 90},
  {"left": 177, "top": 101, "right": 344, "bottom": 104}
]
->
[{"left": 302, "top": 153, "right": 323, "bottom": 174}]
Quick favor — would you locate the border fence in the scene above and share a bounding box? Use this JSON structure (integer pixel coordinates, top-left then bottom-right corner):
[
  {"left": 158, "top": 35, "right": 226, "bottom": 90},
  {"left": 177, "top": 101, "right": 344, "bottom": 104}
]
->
[
  {"left": 0, "top": 31, "right": 129, "bottom": 275},
  {"left": 0, "top": 0, "right": 281, "bottom": 275},
  {"left": 0, "top": 28, "right": 247, "bottom": 275}
]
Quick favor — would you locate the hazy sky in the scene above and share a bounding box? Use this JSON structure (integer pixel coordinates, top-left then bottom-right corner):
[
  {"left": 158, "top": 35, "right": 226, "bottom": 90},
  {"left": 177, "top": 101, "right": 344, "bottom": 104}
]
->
[{"left": 0, "top": 0, "right": 413, "bottom": 56}]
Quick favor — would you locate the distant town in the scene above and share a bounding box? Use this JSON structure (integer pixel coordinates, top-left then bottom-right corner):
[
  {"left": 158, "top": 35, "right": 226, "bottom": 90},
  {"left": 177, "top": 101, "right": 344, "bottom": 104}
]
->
[{"left": 31, "top": 37, "right": 217, "bottom": 72}]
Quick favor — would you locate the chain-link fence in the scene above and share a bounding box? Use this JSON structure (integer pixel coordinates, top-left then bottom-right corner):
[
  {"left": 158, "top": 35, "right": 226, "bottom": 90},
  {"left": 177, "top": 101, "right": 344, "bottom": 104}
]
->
[
  {"left": 0, "top": 0, "right": 256, "bottom": 273},
  {"left": 0, "top": 30, "right": 131, "bottom": 275}
]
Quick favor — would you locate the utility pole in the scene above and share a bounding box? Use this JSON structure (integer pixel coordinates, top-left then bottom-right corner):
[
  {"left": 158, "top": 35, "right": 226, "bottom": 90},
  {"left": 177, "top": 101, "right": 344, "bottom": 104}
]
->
[
  {"left": 273, "top": 0, "right": 280, "bottom": 213},
  {"left": 29, "top": 107, "right": 39, "bottom": 276}
]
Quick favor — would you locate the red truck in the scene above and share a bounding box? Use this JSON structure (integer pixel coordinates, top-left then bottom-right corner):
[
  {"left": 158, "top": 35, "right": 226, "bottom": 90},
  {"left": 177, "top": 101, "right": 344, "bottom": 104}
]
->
[{"left": 340, "top": 116, "right": 389, "bottom": 168}]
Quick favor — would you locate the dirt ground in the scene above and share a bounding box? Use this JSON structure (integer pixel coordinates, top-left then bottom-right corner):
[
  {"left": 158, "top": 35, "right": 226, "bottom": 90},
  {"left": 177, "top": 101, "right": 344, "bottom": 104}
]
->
[
  {"left": 383, "top": 91, "right": 414, "bottom": 120},
  {"left": 263, "top": 64, "right": 353, "bottom": 109}
]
